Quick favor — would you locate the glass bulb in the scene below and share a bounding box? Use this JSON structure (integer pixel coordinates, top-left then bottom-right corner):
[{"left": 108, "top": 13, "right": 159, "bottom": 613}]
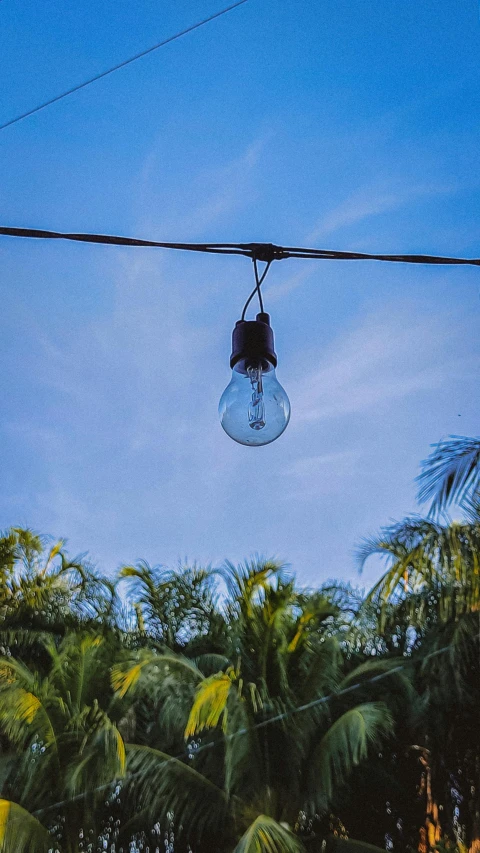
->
[{"left": 219, "top": 360, "right": 290, "bottom": 446}]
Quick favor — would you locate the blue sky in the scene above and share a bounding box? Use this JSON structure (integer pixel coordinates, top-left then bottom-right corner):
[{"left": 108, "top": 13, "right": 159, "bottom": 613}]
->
[{"left": 1, "top": 0, "right": 479, "bottom": 589}]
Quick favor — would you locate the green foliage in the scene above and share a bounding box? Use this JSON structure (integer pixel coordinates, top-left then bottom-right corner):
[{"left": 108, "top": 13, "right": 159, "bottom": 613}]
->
[
  {"left": 125, "top": 743, "right": 230, "bottom": 840},
  {"left": 233, "top": 814, "right": 306, "bottom": 853},
  {"left": 307, "top": 703, "right": 394, "bottom": 811},
  {"left": 0, "top": 475, "right": 480, "bottom": 853},
  {"left": 119, "top": 560, "right": 222, "bottom": 650},
  {"left": 0, "top": 527, "right": 117, "bottom": 641},
  {"left": 417, "top": 435, "right": 480, "bottom": 517},
  {"left": 358, "top": 515, "right": 480, "bottom": 631},
  {"left": 0, "top": 622, "right": 127, "bottom": 850},
  {"left": 0, "top": 799, "right": 52, "bottom": 852}
]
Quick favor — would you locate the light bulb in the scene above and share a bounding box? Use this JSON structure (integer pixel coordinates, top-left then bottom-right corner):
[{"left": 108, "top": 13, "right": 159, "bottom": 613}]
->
[{"left": 219, "top": 312, "right": 290, "bottom": 446}]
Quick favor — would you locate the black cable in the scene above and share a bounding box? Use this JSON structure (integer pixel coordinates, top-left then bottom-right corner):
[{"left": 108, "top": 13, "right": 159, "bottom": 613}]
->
[
  {"left": 0, "top": 226, "right": 252, "bottom": 256},
  {"left": 0, "top": 0, "right": 249, "bottom": 132},
  {"left": 241, "top": 258, "right": 271, "bottom": 321},
  {"left": 1, "top": 226, "right": 480, "bottom": 267},
  {"left": 253, "top": 257, "right": 265, "bottom": 313}
]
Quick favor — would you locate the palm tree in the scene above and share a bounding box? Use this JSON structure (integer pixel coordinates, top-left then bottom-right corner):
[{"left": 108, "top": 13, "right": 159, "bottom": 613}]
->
[
  {"left": 358, "top": 516, "right": 480, "bottom": 634},
  {"left": 359, "top": 515, "right": 480, "bottom": 852},
  {"left": 115, "top": 560, "right": 397, "bottom": 852},
  {"left": 0, "top": 631, "right": 127, "bottom": 852},
  {"left": 119, "top": 560, "right": 225, "bottom": 653},
  {"left": 0, "top": 527, "right": 117, "bottom": 640}
]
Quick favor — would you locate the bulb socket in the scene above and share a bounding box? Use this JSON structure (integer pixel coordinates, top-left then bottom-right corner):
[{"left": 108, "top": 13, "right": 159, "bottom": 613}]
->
[{"left": 230, "top": 312, "right": 277, "bottom": 370}]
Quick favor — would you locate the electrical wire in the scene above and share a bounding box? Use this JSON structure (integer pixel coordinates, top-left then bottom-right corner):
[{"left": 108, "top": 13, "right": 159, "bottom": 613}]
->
[
  {"left": 1, "top": 226, "right": 480, "bottom": 266},
  {"left": 253, "top": 257, "right": 265, "bottom": 313},
  {"left": 0, "top": 225, "right": 253, "bottom": 256},
  {"left": 0, "top": 0, "right": 249, "bottom": 132},
  {"left": 241, "top": 260, "right": 267, "bottom": 319},
  {"left": 241, "top": 258, "right": 271, "bottom": 320},
  {"left": 10, "top": 641, "right": 449, "bottom": 825}
]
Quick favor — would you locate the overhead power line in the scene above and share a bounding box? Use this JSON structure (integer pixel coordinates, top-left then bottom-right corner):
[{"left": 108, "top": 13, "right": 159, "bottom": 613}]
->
[
  {"left": 0, "top": 0, "right": 249, "bottom": 132},
  {"left": 1, "top": 225, "right": 480, "bottom": 266}
]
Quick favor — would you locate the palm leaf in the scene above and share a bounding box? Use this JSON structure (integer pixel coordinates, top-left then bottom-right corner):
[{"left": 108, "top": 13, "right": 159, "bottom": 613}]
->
[
  {"left": 43, "top": 539, "right": 65, "bottom": 571},
  {"left": 340, "top": 658, "right": 414, "bottom": 706},
  {"left": 185, "top": 671, "right": 233, "bottom": 737},
  {"left": 308, "top": 703, "right": 393, "bottom": 812},
  {"left": 112, "top": 649, "right": 204, "bottom": 698},
  {"left": 193, "top": 653, "right": 231, "bottom": 675},
  {"left": 66, "top": 714, "right": 126, "bottom": 796},
  {"left": 0, "top": 663, "right": 58, "bottom": 750},
  {"left": 417, "top": 435, "right": 480, "bottom": 516},
  {"left": 359, "top": 515, "right": 480, "bottom": 627},
  {"left": 233, "top": 814, "right": 305, "bottom": 853},
  {"left": 111, "top": 649, "right": 159, "bottom": 697},
  {"left": 294, "top": 635, "right": 342, "bottom": 707},
  {"left": 125, "top": 744, "right": 229, "bottom": 841},
  {"left": 219, "top": 559, "right": 287, "bottom": 611},
  {"left": 0, "top": 800, "right": 53, "bottom": 852}
]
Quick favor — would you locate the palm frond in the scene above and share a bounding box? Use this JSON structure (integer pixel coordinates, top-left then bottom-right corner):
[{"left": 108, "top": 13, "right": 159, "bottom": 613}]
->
[
  {"left": 340, "top": 658, "right": 414, "bottom": 698},
  {"left": 360, "top": 515, "right": 480, "bottom": 629},
  {"left": 307, "top": 703, "right": 394, "bottom": 813},
  {"left": 0, "top": 662, "right": 57, "bottom": 749},
  {"left": 112, "top": 649, "right": 204, "bottom": 698},
  {"left": 125, "top": 744, "right": 229, "bottom": 841},
  {"left": 357, "top": 516, "right": 443, "bottom": 573},
  {"left": 219, "top": 558, "right": 288, "bottom": 609},
  {"left": 287, "top": 594, "right": 339, "bottom": 653},
  {"left": 0, "top": 800, "right": 53, "bottom": 852},
  {"left": 43, "top": 539, "right": 65, "bottom": 571},
  {"left": 193, "top": 653, "right": 231, "bottom": 675},
  {"left": 293, "top": 636, "right": 342, "bottom": 707},
  {"left": 233, "top": 814, "right": 305, "bottom": 853},
  {"left": 417, "top": 435, "right": 480, "bottom": 517},
  {"left": 111, "top": 649, "right": 159, "bottom": 697},
  {"left": 66, "top": 713, "right": 126, "bottom": 796},
  {"left": 223, "top": 686, "right": 260, "bottom": 797},
  {"left": 184, "top": 671, "right": 233, "bottom": 737}
]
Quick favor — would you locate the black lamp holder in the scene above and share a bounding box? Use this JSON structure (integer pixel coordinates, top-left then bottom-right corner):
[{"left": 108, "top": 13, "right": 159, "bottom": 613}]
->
[{"left": 230, "top": 312, "right": 277, "bottom": 372}]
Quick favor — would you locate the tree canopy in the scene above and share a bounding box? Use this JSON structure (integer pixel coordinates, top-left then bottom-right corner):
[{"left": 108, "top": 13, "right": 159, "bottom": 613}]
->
[{"left": 0, "top": 437, "right": 479, "bottom": 853}]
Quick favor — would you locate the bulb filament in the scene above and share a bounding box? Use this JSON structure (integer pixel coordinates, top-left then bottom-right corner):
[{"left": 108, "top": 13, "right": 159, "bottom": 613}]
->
[{"left": 247, "top": 364, "right": 266, "bottom": 430}]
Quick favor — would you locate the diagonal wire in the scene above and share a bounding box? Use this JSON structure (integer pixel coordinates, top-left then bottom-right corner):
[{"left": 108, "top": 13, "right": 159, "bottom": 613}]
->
[{"left": 0, "top": 0, "right": 249, "bottom": 132}]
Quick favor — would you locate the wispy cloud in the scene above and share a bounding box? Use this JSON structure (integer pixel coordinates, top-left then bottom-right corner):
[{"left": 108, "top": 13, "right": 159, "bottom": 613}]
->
[
  {"left": 285, "top": 449, "right": 360, "bottom": 478},
  {"left": 291, "top": 305, "right": 477, "bottom": 425},
  {"left": 135, "top": 134, "right": 270, "bottom": 239},
  {"left": 262, "top": 267, "right": 314, "bottom": 303},
  {"left": 282, "top": 449, "right": 361, "bottom": 499},
  {"left": 305, "top": 180, "right": 456, "bottom": 244}
]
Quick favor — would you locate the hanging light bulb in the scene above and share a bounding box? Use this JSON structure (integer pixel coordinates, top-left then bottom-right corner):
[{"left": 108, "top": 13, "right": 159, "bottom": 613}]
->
[{"left": 219, "top": 312, "right": 290, "bottom": 446}]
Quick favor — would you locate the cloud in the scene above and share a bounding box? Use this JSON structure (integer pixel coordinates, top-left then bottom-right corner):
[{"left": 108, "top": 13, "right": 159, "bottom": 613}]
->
[
  {"left": 305, "top": 180, "right": 456, "bottom": 244},
  {"left": 262, "top": 267, "right": 314, "bottom": 303},
  {"left": 282, "top": 449, "right": 361, "bottom": 499},
  {"left": 135, "top": 133, "right": 270, "bottom": 238},
  {"left": 291, "top": 305, "right": 477, "bottom": 425},
  {"left": 285, "top": 449, "right": 360, "bottom": 478},
  {"left": 5, "top": 137, "right": 285, "bottom": 564}
]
